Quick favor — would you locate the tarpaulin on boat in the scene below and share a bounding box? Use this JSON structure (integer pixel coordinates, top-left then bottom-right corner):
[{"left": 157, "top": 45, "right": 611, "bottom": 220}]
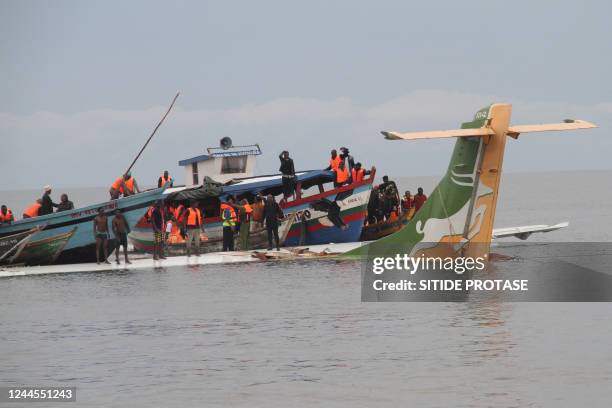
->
[
  {"left": 222, "top": 170, "right": 335, "bottom": 198},
  {"left": 165, "top": 176, "right": 224, "bottom": 201}
]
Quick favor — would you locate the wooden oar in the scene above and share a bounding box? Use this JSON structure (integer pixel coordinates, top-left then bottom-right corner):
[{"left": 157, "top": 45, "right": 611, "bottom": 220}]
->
[{"left": 125, "top": 92, "right": 180, "bottom": 175}]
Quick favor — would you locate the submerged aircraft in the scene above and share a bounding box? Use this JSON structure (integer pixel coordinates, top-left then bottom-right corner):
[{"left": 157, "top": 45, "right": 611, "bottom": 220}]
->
[{"left": 344, "top": 103, "right": 596, "bottom": 260}]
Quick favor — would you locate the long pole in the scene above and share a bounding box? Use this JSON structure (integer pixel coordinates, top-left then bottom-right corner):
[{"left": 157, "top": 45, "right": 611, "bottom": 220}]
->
[{"left": 125, "top": 92, "right": 180, "bottom": 175}]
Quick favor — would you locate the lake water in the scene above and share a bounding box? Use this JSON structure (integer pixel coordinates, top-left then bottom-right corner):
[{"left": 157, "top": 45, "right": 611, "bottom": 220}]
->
[{"left": 1, "top": 170, "right": 612, "bottom": 407}]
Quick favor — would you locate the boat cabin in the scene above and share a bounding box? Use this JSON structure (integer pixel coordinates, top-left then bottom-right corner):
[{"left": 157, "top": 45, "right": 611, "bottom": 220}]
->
[{"left": 178, "top": 138, "right": 261, "bottom": 185}]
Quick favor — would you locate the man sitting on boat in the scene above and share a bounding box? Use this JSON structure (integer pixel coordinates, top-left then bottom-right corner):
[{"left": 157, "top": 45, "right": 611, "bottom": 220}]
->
[
  {"left": 109, "top": 173, "right": 141, "bottom": 200},
  {"left": 57, "top": 194, "right": 75, "bottom": 212}
]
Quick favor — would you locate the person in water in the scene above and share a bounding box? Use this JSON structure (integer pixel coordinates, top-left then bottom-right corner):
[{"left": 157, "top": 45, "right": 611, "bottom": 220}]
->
[
  {"left": 112, "top": 208, "right": 131, "bottom": 264},
  {"left": 93, "top": 207, "right": 110, "bottom": 264}
]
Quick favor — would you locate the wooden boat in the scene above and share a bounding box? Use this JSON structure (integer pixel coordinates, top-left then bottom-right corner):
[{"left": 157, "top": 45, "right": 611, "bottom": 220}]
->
[
  {"left": 0, "top": 188, "right": 166, "bottom": 264},
  {"left": 0, "top": 226, "right": 42, "bottom": 263},
  {"left": 130, "top": 169, "right": 375, "bottom": 253},
  {"left": 12, "top": 228, "right": 77, "bottom": 266},
  {"left": 159, "top": 213, "right": 297, "bottom": 255},
  {"left": 360, "top": 208, "right": 413, "bottom": 241}
]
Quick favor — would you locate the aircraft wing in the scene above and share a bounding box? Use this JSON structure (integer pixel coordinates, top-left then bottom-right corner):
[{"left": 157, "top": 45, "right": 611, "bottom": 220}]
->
[{"left": 492, "top": 222, "right": 569, "bottom": 240}]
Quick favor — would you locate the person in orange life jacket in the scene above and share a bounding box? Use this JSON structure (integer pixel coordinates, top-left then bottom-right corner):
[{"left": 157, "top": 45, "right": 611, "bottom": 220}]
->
[
  {"left": 151, "top": 201, "right": 166, "bottom": 260},
  {"left": 158, "top": 170, "right": 173, "bottom": 188},
  {"left": 185, "top": 201, "right": 203, "bottom": 256},
  {"left": 325, "top": 149, "right": 342, "bottom": 171},
  {"left": 279, "top": 151, "right": 296, "bottom": 201},
  {"left": 334, "top": 161, "right": 349, "bottom": 188},
  {"left": 251, "top": 195, "right": 265, "bottom": 228},
  {"left": 221, "top": 197, "right": 237, "bottom": 252},
  {"left": 23, "top": 199, "right": 42, "bottom": 219},
  {"left": 413, "top": 187, "right": 428, "bottom": 213},
  {"left": 0, "top": 205, "right": 14, "bottom": 224},
  {"left": 109, "top": 173, "right": 140, "bottom": 199},
  {"left": 173, "top": 203, "right": 187, "bottom": 238},
  {"left": 350, "top": 162, "right": 371, "bottom": 184},
  {"left": 401, "top": 191, "right": 413, "bottom": 212}
]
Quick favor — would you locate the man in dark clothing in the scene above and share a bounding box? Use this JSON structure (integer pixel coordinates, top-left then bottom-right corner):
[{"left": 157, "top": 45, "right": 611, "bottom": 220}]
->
[
  {"left": 57, "top": 194, "right": 74, "bottom": 212},
  {"left": 151, "top": 202, "right": 165, "bottom": 260},
  {"left": 339, "top": 147, "right": 355, "bottom": 173},
  {"left": 112, "top": 208, "right": 131, "bottom": 264},
  {"left": 263, "top": 195, "right": 284, "bottom": 250},
  {"left": 39, "top": 186, "right": 58, "bottom": 216},
  {"left": 279, "top": 151, "right": 296, "bottom": 200}
]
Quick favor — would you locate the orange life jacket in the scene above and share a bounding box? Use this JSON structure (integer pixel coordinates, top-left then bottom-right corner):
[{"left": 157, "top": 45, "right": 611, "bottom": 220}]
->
[
  {"left": 388, "top": 211, "right": 398, "bottom": 221},
  {"left": 23, "top": 202, "right": 41, "bottom": 218},
  {"left": 351, "top": 168, "right": 365, "bottom": 183},
  {"left": 160, "top": 174, "right": 171, "bottom": 185},
  {"left": 123, "top": 177, "right": 135, "bottom": 194},
  {"left": 336, "top": 166, "right": 349, "bottom": 184},
  {"left": 0, "top": 208, "right": 13, "bottom": 222},
  {"left": 174, "top": 204, "right": 185, "bottom": 222},
  {"left": 220, "top": 203, "right": 237, "bottom": 223},
  {"left": 329, "top": 155, "right": 342, "bottom": 171},
  {"left": 111, "top": 176, "right": 134, "bottom": 194},
  {"left": 111, "top": 176, "right": 123, "bottom": 190},
  {"left": 186, "top": 207, "right": 202, "bottom": 227}
]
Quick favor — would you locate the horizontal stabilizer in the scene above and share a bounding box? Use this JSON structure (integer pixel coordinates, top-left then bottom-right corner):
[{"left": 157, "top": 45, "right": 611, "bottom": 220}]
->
[
  {"left": 506, "top": 120, "right": 597, "bottom": 138},
  {"left": 492, "top": 221, "right": 569, "bottom": 240},
  {"left": 382, "top": 128, "right": 495, "bottom": 140}
]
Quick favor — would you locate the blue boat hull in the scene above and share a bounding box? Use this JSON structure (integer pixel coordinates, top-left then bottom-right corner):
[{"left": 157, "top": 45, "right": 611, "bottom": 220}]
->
[{"left": 0, "top": 188, "right": 165, "bottom": 264}]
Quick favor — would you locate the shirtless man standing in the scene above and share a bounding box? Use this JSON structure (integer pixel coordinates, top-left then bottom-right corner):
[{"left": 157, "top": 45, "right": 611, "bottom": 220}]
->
[
  {"left": 93, "top": 207, "right": 110, "bottom": 264},
  {"left": 112, "top": 208, "right": 131, "bottom": 265}
]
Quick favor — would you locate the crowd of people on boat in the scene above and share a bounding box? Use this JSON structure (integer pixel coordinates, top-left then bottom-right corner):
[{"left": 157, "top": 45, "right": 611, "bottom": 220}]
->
[
  {"left": 0, "top": 186, "right": 75, "bottom": 225},
  {"left": 0, "top": 145, "right": 426, "bottom": 265},
  {"left": 367, "top": 177, "right": 428, "bottom": 225},
  {"left": 138, "top": 192, "right": 285, "bottom": 261},
  {"left": 277, "top": 146, "right": 371, "bottom": 201}
]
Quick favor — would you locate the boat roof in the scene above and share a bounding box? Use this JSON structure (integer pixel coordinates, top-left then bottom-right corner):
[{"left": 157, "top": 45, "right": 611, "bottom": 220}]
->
[
  {"left": 163, "top": 169, "right": 336, "bottom": 201},
  {"left": 223, "top": 170, "right": 335, "bottom": 196},
  {"left": 178, "top": 145, "right": 263, "bottom": 166}
]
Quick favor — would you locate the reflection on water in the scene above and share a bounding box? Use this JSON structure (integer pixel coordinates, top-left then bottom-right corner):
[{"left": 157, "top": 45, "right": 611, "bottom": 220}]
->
[
  {"left": 2, "top": 170, "right": 612, "bottom": 406},
  {"left": 1, "top": 260, "right": 612, "bottom": 407}
]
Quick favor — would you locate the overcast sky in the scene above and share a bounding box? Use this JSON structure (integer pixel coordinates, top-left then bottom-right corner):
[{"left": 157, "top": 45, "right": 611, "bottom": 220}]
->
[{"left": 1, "top": 0, "right": 611, "bottom": 191}]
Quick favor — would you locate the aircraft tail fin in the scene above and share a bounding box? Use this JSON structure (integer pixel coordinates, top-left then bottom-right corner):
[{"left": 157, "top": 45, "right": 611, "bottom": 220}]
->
[{"left": 346, "top": 104, "right": 596, "bottom": 260}]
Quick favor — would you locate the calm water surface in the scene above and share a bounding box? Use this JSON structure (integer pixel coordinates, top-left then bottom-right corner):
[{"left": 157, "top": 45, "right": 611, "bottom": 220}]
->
[{"left": 1, "top": 171, "right": 612, "bottom": 407}]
